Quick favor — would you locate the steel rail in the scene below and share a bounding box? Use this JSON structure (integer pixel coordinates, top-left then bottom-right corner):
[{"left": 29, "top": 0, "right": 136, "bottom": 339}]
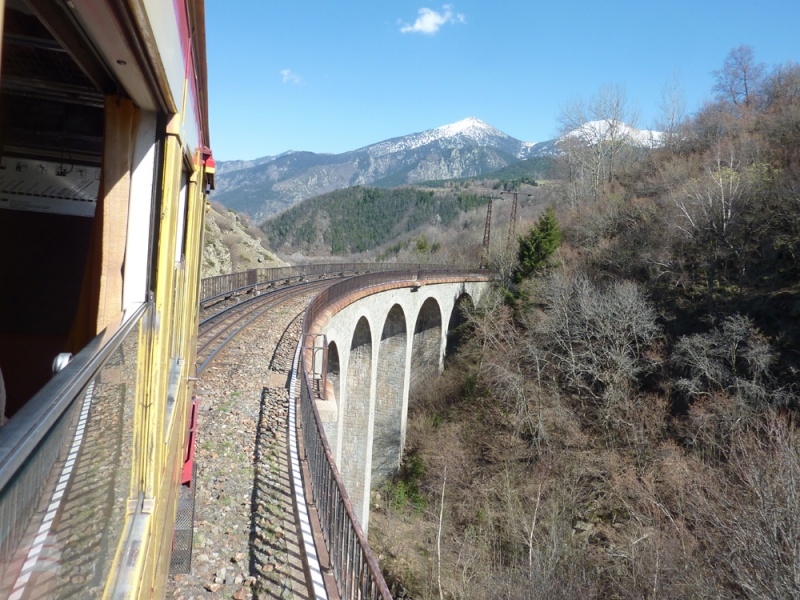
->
[
  {"left": 196, "top": 280, "right": 335, "bottom": 375},
  {"left": 199, "top": 279, "right": 330, "bottom": 329}
]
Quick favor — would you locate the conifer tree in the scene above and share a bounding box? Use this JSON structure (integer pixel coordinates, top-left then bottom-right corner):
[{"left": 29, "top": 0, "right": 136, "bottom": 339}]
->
[{"left": 515, "top": 206, "right": 561, "bottom": 281}]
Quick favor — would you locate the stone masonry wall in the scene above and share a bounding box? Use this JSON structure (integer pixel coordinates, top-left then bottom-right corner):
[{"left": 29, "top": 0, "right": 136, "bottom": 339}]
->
[
  {"left": 308, "top": 278, "right": 492, "bottom": 530},
  {"left": 372, "top": 305, "right": 407, "bottom": 487},
  {"left": 341, "top": 317, "right": 372, "bottom": 524}
]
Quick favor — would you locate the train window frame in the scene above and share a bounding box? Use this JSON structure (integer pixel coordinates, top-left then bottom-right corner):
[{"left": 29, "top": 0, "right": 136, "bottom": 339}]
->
[
  {"left": 164, "top": 150, "right": 198, "bottom": 442},
  {"left": 146, "top": 117, "right": 168, "bottom": 299},
  {"left": 174, "top": 169, "right": 190, "bottom": 265},
  {"left": 122, "top": 110, "right": 160, "bottom": 313}
]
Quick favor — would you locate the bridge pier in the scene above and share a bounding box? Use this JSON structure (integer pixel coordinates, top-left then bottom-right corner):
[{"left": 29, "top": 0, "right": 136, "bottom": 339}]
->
[{"left": 310, "top": 280, "right": 489, "bottom": 530}]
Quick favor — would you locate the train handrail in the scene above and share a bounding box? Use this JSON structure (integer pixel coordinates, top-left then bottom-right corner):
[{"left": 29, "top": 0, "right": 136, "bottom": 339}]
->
[
  {"left": 298, "top": 267, "right": 494, "bottom": 600},
  {"left": 0, "top": 302, "right": 149, "bottom": 493}
]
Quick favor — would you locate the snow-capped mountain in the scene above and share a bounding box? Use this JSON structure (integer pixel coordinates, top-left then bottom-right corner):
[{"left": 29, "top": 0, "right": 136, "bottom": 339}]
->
[
  {"left": 364, "top": 117, "right": 529, "bottom": 159},
  {"left": 213, "top": 117, "right": 660, "bottom": 220},
  {"left": 565, "top": 120, "right": 663, "bottom": 148},
  {"left": 213, "top": 117, "right": 533, "bottom": 219}
]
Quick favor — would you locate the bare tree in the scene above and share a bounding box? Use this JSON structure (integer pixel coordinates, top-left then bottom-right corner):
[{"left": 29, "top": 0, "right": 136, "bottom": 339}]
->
[
  {"left": 672, "top": 138, "right": 746, "bottom": 310},
  {"left": 713, "top": 45, "right": 765, "bottom": 108},
  {"left": 725, "top": 417, "right": 800, "bottom": 598},
  {"left": 559, "top": 97, "right": 598, "bottom": 204},
  {"left": 672, "top": 314, "right": 775, "bottom": 406},
  {"left": 684, "top": 416, "right": 800, "bottom": 598},
  {"left": 558, "top": 85, "right": 639, "bottom": 201},
  {"left": 533, "top": 272, "right": 661, "bottom": 422},
  {"left": 656, "top": 72, "right": 687, "bottom": 148},
  {"left": 761, "top": 60, "right": 800, "bottom": 109},
  {"left": 595, "top": 84, "right": 639, "bottom": 184}
]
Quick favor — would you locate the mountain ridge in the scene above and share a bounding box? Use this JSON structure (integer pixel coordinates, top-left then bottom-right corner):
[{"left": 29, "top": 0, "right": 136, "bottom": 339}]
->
[{"left": 213, "top": 117, "right": 657, "bottom": 220}]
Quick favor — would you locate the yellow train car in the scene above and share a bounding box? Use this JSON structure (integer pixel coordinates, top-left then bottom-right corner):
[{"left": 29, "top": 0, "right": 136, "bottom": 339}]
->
[{"left": 0, "top": 1, "right": 213, "bottom": 598}]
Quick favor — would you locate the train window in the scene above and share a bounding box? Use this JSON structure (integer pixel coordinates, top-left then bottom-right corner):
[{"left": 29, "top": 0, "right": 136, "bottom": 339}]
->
[
  {"left": 0, "top": 2, "right": 157, "bottom": 417},
  {"left": 174, "top": 170, "right": 190, "bottom": 264},
  {"left": 122, "top": 111, "right": 159, "bottom": 312}
]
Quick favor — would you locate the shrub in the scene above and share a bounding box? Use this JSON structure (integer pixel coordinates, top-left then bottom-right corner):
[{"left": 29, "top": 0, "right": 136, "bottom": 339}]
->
[{"left": 672, "top": 314, "right": 776, "bottom": 407}]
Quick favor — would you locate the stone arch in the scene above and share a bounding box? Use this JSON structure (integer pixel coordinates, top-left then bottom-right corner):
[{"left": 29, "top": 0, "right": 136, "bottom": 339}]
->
[
  {"left": 342, "top": 316, "right": 372, "bottom": 523},
  {"left": 410, "top": 297, "right": 442, "bottom": 397},
  {"left": 373, "top": 304, "right": 407, "bottom": 486},
  {"left": 446, "top": 293, "right": 474, "bottom": 360},
  {"left": 320, "top": 340, "right": 341, "bottom": 446},
  {"left": 326, "top": 340, "right": 340, "bottom": 402}
]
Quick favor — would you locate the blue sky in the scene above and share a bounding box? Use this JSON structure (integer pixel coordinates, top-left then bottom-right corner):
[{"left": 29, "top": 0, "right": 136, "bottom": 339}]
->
[{"left": 205, "top": 1, "right": 800, "bottom": 161}]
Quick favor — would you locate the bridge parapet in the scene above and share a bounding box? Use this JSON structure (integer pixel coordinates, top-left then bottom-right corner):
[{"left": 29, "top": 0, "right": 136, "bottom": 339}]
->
[
  {"left": 297, "top": 268, "right": 493, "bottom": 599},
  {"left": 201, "top": 262, "right": 465, "bottom": 306}
]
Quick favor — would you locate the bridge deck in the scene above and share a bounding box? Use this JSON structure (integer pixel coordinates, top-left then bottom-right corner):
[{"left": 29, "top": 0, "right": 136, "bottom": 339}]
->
[{"left": 168, "top": 293, "right": 315, "bottom": 600}]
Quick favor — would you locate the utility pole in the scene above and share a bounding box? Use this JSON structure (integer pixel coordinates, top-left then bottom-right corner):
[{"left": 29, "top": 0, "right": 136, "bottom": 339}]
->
[
  {"left": 501, "top": 191, "right": 531, "bottom": 255},
  {"left": 479, "top": 196, "right": 493, "bottom": 269}
]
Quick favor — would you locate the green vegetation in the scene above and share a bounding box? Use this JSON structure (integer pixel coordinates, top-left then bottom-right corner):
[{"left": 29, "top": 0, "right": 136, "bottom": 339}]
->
[
  {"left": 384, "top": 453, "right": 427, "bottom": 512},
  {"left": 514, "top": 206, "right": 561, "bottom": 281},
  {"left": 262, "top": 186, "right": 491, "bottom": 255}
]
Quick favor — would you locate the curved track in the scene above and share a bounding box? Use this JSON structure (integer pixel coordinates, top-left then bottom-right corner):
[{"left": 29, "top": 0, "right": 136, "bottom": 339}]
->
[{"left": 196, "top": 279, "right": 338, "bottom": 374}]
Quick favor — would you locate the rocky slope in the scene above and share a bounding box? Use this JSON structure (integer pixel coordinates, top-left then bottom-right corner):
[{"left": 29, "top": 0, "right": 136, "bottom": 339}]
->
[{"left": 203, "top": 202, "right": 286, "bottom": 277}]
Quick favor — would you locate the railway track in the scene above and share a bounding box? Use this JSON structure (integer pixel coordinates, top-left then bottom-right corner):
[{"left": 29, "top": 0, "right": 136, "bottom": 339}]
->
[
  {"left": 170, "top": 287, "right": 317, "bottom": 599},
  {"left": 196, "top": 278, "right": 339, "bottom": 375}
]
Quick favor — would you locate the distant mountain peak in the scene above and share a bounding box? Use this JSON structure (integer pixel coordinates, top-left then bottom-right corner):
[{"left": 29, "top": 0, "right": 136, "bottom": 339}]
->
[
  {"left": 565, "top": 119, "right": 663, "bottom": 147},
  {"left": 213, "top": 118, "right": 661, "bottom": 220},
  {"left": 435, "top": 116, "right": 501, "bottom": 137},
  {"left": 365, "top": 116, "right": 520, "bottom": 158}
]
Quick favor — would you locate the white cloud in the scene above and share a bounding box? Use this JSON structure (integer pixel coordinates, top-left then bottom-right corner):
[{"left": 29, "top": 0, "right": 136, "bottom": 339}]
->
[
  {"left": 400, "top": 5, "right": 466, "bottom": 35},
  {"left": 280, "top": 69, "right": 302, "bottom": 85}
]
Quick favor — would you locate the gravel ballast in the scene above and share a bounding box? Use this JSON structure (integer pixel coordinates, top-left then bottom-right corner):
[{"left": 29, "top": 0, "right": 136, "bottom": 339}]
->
[{"left": 169, "top": 296, "right": 313, "bottom": 600}]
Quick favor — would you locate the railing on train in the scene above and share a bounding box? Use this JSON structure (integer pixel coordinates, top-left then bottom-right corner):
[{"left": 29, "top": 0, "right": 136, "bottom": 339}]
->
[
  {"left": 199, "top": 262, "right": 472, "bottom": 304},
  {"left": 298, "top": 267, "right": 492, "bottom": 600},
  {"left": 0, "top": 303, "right": 150, "bottom": 598}
]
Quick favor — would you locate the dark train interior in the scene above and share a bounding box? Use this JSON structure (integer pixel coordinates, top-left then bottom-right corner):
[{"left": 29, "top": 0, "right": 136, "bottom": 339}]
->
[{"left": 0, "top": 1, "right": 111, "bottom": 420}]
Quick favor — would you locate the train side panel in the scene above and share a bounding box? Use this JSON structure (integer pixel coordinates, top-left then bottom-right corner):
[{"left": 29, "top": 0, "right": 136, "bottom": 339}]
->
[{"left": 0, "top": 1, "right": 212, "bottom": 598}]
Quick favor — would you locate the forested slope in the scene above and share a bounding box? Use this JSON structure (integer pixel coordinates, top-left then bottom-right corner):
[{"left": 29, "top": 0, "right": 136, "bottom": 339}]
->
[
  {"left": 370, "top": 47, "right": 800, "bottom": 600},
  {"left": 262, "top": 186, "right": 491, "bottom": 255}
]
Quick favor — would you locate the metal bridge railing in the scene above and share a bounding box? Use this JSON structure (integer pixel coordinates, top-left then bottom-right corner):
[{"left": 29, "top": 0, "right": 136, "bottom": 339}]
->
[
  {"left": 199, "top": 262, "right": 467, "bottom": 304},
  {"left": 297, "top": 267, "right": 493, "bottom": 600},
  {"left": 299, "top": 369, "right": 391, "bottom": 600}
]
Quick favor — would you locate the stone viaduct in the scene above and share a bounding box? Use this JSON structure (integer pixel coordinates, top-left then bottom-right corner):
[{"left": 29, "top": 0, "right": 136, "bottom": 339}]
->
[{"left": 304, "top": 275, "right": 492, "bottom": 529}]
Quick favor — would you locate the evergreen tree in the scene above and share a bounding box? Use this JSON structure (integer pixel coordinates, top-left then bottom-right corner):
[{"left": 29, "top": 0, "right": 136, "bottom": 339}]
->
[{"left": 515, "top": 206, "right": 561, "bottom": 281}]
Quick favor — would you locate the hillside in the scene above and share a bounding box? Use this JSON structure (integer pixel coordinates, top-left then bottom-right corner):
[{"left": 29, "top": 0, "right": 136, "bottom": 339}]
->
[
  {"left": 202, "top": 202, "right": 285, "bottom": 277},
  {"left": 260, "top": 172, "right": 548, "bottom": 264},
  {"left": 262, "top": 186, "right": 486, "bottom": 256},
  {"left": 368, "top": 52, "right": 800, "bottom": 599}
]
